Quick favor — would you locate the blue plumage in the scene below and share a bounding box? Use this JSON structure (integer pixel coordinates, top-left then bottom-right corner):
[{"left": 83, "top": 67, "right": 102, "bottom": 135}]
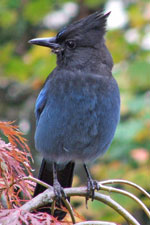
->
[
  {"left": 35, "top": 87, "right": 47, "bottom": 123},
  {"left": 29, "top": 11, "right": 120, "bottom": 220},
  {"left": 35, "top": 69, "right": 120, "bottom": 163}
]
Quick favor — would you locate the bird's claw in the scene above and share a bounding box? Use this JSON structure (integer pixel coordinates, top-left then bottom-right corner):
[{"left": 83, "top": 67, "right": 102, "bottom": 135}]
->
[
  {"left": 53, "top": 181, "right": 66, "bottom": 203},
  {"left": 87, "top": 179, "right": 100, "bottom": 201}
]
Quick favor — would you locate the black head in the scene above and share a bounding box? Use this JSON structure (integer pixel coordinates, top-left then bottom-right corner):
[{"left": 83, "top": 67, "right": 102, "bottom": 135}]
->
[
  {"left": 29, "top": 11, "right": 113, "bottom": 73},
  {"left": 56, "top": 11, "right": 110, "bottom": 48}
]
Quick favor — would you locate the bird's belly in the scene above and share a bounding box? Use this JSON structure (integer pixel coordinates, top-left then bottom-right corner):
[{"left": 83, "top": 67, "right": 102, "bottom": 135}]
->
[{"left": 35, "top": 88, "right": 120, "bottom": 163}]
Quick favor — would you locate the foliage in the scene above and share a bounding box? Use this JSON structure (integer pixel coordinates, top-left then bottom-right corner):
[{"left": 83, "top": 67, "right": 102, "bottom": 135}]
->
[
  {"left": 0, "top": 121, "right": 34, "bottom": 208},
  {"left": 0, "top": 209, "right": 61, "bottom": 225}
]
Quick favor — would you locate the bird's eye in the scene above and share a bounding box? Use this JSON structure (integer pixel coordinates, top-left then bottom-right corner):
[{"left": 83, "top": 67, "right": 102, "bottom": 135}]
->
[{"left": 65, "top": 40, "right": 76, "bottom": 49}]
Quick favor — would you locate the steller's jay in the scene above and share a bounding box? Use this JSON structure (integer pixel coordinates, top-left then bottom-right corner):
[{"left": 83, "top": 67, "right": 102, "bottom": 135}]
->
[{"left": 29, "top": 11, "right": 120, "bottom": 220}]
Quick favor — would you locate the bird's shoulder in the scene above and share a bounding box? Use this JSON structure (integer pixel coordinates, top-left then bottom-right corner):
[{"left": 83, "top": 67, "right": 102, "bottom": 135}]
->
[
  {"left": 36, "top": 68, "right": 119, "bottom": 119},
  {"left": 44, "top": 68, "right": 120, "bottom": 121}
]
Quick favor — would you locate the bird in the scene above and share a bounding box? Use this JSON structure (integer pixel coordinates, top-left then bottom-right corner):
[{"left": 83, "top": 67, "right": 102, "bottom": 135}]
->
[{"left": 29, "top": 11, "right": 120, "bottom": 220}]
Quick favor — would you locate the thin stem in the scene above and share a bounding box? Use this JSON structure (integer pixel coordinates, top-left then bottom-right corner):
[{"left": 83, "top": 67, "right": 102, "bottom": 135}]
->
[
  {"left": 23, "top": 176, "right": 52, "bottom": 190},
  {"left": 75, "top": 221, "right": 117, "bottom": 225},
  {"left": 100, "top": 184, "right": 150, "bottom": 218},
  {"left": 20, "top": 186, "right": 140, "bottom": 224},
  {"left": 18, "top": 178, "right": 150, "bottom": 224},
  {"left": 94, "top": 192, "right": 140, "bottom": 225},
  {"left": 66, "top": 187, "right": 140, "bottom": 225},
  {"left": 62, "top": 198, "right": 76, "bottom": 224},
  {"left": 100, "top": 179, "right": 150, "bottom": 199},
  {"left": 51, "top": 200, "right": 55, "bottom": 216},
  {"left": 18, "top": 177, "right": 150, "bottom": 200}
]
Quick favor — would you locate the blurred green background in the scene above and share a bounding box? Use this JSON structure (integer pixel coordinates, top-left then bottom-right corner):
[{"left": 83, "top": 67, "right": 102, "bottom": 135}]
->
[{"left": 0, "top": 0, "right": 149, "bottom": 224}]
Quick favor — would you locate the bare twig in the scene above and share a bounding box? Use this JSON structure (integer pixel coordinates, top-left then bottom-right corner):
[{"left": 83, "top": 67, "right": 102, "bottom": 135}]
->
[
  {"left": 100, "top": 179, "right": 150, "bottom": 199},
  {"left": 22, "top": 175, "right": 52, "bottom": 190},
  {"left": 94, "top": 192, "right": 139, "bottom": 225},
  {"left": 20, "top": 186, "right": 140, "bottom": 225},
  {"left": 21, "top": 189, "right": 53, "bottom": 211},
  {"left": 70, "top": 188, "right": 140, "bottom": 225},
  {"left": 22, "top": 177, "right": 150, "bottom": 200},
  {"left": 62, "top": 197, "right": 76, "bottom": 224},
  {"left": 100, "top": 184, "right": 150, "bottom": 218},
  {"left": 75, "top": 222, "right": 116, "bottom": 225},
  {"left": 14, "top": 176, "right": 149, "bottom": 224},
  {"left": 51, "top": 200, "right": 55, "bottom": 216}
]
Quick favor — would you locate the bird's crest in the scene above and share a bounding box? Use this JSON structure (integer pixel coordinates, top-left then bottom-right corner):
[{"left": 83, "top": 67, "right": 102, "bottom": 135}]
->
[{"left": 56, "top": 11, "right": 110, "bottom": 41}]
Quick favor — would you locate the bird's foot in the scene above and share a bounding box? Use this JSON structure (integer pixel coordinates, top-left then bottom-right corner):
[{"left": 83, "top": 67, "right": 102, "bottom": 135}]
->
[
  {"left": 53, "top": 180, "right": 66, "bottom": 202},
  {"left": 87, "top": 178, "right": 100, "bottom": 201}
]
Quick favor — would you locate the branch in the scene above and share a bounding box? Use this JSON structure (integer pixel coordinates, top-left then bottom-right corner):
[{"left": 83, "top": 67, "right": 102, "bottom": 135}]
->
[
  {"left": 100, "top": 184, "right": 150, "bottom": 218},
  {"left": 22, "top": 176, "right": 150, "bottom": 200},
  {"left": 100, "top": 179, "right": 150, "bottom": 199},
  {"left": 89, "top": 191, "right": 140, "bottom": 225},
  {"left": 75, "top": 222, "right": 117, "bottom": 225},
  {"left": 20, "top": 176, "right": 150, "bottom": 218},
  {"left": 22, "top": 175, "right": 52, "bottom": 190},
  {"left": 20, "top": 186, "right": 140, "bottom": 225},
  {"left": 62, "top": 197, "right": 76, "bottom": 224}
]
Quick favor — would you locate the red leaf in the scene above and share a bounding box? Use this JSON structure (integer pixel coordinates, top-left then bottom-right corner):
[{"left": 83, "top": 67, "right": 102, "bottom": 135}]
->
[{"left": 0, "top": 121, "right": 35, "bottom": 208}]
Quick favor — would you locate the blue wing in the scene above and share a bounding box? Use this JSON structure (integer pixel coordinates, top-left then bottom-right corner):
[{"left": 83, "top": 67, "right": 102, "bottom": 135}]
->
[{"left": 35, "top": 88, "right": 47, "bottom": 124}]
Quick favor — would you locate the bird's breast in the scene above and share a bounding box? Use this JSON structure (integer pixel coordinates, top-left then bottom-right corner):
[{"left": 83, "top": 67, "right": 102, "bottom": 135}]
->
[{"left": 35, "top": 70, "right": 120, "bottom": 163}]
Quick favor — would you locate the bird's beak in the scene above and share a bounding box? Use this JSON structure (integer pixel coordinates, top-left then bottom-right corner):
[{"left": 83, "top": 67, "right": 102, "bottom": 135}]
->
[{"left": 28, "top": 37, "right": 60, "bottom": 51}]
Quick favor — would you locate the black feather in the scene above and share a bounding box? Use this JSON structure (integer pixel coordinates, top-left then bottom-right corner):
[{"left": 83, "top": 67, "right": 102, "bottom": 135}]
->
[{"left": 56, "top": 11, "right": 111, "bottom": 42}]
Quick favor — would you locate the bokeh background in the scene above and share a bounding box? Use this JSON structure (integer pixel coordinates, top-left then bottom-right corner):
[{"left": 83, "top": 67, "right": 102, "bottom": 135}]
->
[{"left": 0, "top": 0, "right": 150, "bottom": 224}]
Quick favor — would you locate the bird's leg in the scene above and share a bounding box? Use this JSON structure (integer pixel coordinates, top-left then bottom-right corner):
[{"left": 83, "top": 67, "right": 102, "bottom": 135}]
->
[
  {"left": 83, "top": 164, "right": 100, "bottom": 201},
  {"left": 53, "top": 162, "right": 66, "bottom": 201}
]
